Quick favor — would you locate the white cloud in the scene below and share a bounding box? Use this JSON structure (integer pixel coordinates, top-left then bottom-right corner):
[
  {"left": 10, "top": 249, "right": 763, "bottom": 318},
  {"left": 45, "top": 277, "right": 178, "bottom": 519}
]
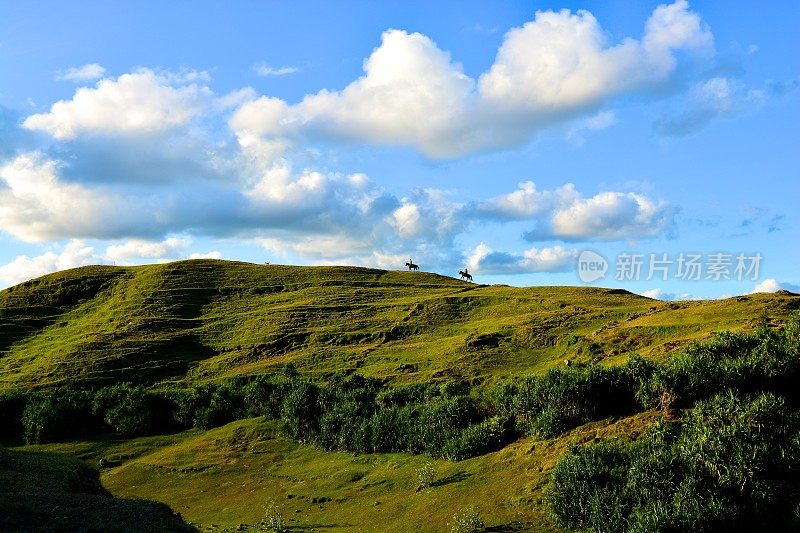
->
[
  {"left": 476, "top": 181, "right": 578, "bottom": 220},
  {"left": 532, "top": 191, "right": 674, "bottom": 241},
  {"left": 233, "top": 1, "right": 714, "bottom": 158},
  {"left": 476, "top": 182, "right": 674, "bottom": 242},
  {"left": 390, "top": 203, "right": 422, "bottom": 238},
  {"left": 189, "top": 251, "right": 223, "bottom": 260},
  {"left": 291, "top": 29, "right": 475, "bottom": 158},
  {"left": 0, "top": 237, "right": 227, "bottom": 287},
  {"left": 56, "top": 63, "right": 106, "bottom": 82},
  {"left": 105, "top": 237, "right": 189, "bottom": 262},
  {"left": 253, "top": 63, "right": 300, "bottom": 77},
  {"left": 0, "top": 240, "right": 103, "bottom": 286},
  {"left": 215, "top": 87, "right": 258, "bottom": 110},
  {"left": 751, "top": 278, "right": 800, "bottom": 294},
  {"left": 655, "top": 76, "right": 765, "bottom": 136},
  {"left": 0, "top": 149, "right": 396, "bottom": 244},
  {"left": 567, "top": 111, "right": 616, "bottom": 144},
  {"left": 466, "top": 243, "right": 577, "bottom": 274},
  {"left": 639, "top": 288, "right": 701, "bottom": 300},
  {"left": 642, "top": 288, "right": 664, "bottom": 299},
  {"left": 0, "top": 152, "right": 134, "bottom": 241},
  {"left": 23, "top": 69, "right": 210, "bottom": 139}
]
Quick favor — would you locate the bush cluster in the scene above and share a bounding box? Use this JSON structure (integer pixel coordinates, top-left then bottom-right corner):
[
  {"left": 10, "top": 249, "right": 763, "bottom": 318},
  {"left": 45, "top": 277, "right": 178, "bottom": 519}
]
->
[
  {"left": 549, "top": 391, "right": 800, "bottom": 532},
  {"left": 3, "top": 313, "right": 797, "bottom": 470}
]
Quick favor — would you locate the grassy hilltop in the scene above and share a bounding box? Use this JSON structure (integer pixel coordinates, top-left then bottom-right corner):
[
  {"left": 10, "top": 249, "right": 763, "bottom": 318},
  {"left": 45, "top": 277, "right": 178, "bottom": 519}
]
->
[
  {"left": 3, "top": 260, "right": 800, "bottom": 532},
  {"left": 1, "top": 259, "right": 797, "bottom": 392}
]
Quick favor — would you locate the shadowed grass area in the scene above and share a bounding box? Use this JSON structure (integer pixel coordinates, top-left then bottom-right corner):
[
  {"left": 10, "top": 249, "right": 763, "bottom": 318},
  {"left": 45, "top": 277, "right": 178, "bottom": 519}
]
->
[
  {"left": 0, "top": 446, "right": 194, "bottom": 532},
  {"left": 2, "top": 260, "right": 798, "bottom": 391}
]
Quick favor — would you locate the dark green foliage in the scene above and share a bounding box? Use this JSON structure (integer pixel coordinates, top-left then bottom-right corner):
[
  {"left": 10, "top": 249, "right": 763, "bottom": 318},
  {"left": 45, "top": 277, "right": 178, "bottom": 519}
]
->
[
  {"left": 242, "top": 374, "right": 291, "bottom": 418},
  {"left": 443, "top": 415, "right": 515, "bottom": 461},
  {"left": 21, "top": 387, "right": 99, "bottom": 444},
  {"left": 513, "top": 357, "right": 650, "bottom": 439},
  {"left": 193, "top": 382, "right": 247, "bottom": 430},
  {"left": 92, "top": 383, "right": 159, "bottom": 436},
  {"left": 318, "top": 401, "right": 371, "bottom": 452},
  {"left": 0, "top": 390, "right": 27, "bottom": 444},
  {"left": 418, "top": 395, "right": 480, "bottom": 456},
  {"left": 375, "top": 382, "right": 433, "bottom": 407},
  {"left": 641, "top": 315, "right": 800, "bottom": 410},
  {"left": 280, "top": 379, "right": 321, "bottom": 442},
  {"left": 370, "top": 405, "right": 414, "bottom": 453},
  {"left": 549, "top": 392, "right": 800, "bottom": 532},
  {"left": 549, "top": 440, "right": 633, "bottom": 533}
]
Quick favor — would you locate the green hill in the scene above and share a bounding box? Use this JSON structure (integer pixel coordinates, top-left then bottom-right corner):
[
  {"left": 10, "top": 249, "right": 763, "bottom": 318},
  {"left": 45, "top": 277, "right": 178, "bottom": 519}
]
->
[
  {"left": 1, "top": 259, "right": 797, "bottom": 392},
  {"left": 4, "top": 260, "right": 800, "bottom": 532}
]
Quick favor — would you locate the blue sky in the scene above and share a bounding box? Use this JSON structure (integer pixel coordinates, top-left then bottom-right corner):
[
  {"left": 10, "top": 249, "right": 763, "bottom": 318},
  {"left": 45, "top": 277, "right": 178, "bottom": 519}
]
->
[{"left": 0, "top": 0, "right": 797, "bottom": 298}]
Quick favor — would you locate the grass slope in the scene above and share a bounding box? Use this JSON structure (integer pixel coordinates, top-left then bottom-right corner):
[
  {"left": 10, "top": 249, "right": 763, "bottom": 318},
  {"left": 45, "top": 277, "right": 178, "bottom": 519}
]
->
[
  {"left": 22, "top": 412, "right": 660, "bottom": 532},
  {"left": 2, "top": 259, "right": 797, "bottom": 392}
]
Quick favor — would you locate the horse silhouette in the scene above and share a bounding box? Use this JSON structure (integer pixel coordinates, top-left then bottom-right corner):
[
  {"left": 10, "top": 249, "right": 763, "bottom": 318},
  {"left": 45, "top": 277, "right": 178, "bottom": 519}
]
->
[
  {"left": 459, "top": 270, "right": 473, "bottom": 281},
  {"left": 405, "top": 260, "right": 419, "bottom": 271}
]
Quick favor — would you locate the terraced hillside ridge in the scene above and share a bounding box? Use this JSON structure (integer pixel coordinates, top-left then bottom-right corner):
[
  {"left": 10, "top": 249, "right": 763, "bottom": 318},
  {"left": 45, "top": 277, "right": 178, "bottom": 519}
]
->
[{"left": 1, "top": 259, "right": 798, "bottom": 391}]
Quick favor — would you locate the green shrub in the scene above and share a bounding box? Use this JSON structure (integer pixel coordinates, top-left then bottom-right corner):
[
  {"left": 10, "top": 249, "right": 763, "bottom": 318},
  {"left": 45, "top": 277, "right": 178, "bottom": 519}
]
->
[
  {"left": 370, "top": 405, "right": 413, "bottom": 453},
  {"left": 92, "top": 384, "right": 156, "bottom": 436},
  {"left": 376, "top": 382, "right": 433, "bottom": 407},
  {"left": 193, "top": 382, "right": 246, "bottom": 429},
  {"left": 641, "top": 317, "right": 800, "bottom": 410},
  {"left": 0, "top": 390, "right": 27, "bottom": 444},
  {"left": 419, "top": 396, "right": 479, "bottom": 456},
  {"left": 450, "top": 507, "right": 485, "bottom": 533},
  {"left": 548, "top": 391, "right": 800, "bottom": 532},
  {"left": 242, "top": 375, "right": 290, "bottom": 418},
  {"left": 21, "top": 388, "right": 98, "bottom": 444},
  {"left": 443, "top": 416, "right": 515, "bottom": 461},
  {"left": 318, "top": 401, "right": 370, "bottom": 452},
  {"left": 280, "top": 380, "right": 320, "bottom": 442},
  {"left": 514, "top": 360, "right": 645, "bottom": 439},
  {"left": 439, "top": 380, "right": 470, "bottom": 397}
]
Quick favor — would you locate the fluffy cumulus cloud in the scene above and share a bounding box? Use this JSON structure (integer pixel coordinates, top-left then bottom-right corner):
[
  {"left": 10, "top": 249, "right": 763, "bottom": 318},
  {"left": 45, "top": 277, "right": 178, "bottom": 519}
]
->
[
  {"left": 751, "top": 279, "right": 800, "bottom": 294},
  {"left": 24, "top": 69, "right": 210, "bottom": 139},
  {"left": 230, "top": 1, "right": 713, "bottom": 158},
  {"left": 533, "top": 191, "right": 675, "bottom": 241},
  {"left": 1, "top": 5, "right": 699, "bottom": 284},
  {"left": 0, "top": 240, "right": 102, "bottom": 286},
  {"left": 0, "top": 237, "right": 226, "bottom": 286},
  {"left": 0, "top": 153, "right": 138, "bottom": 241},
  {"left": 475, "top": 181, "right": 675, "bottom": 241},
  {"left": 104, "top": 237, "right": 189, "bottom": 262},
  {"left": 56, "top": 63, "right": 107, "bottom": 82},
  {"left": 466, "top": 243, "right": 578, "bottom": 274}
]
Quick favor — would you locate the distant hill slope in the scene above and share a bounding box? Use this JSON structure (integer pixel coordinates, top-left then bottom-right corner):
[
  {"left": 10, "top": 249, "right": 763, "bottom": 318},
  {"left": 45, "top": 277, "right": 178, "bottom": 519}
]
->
[{"left": 1, "top": 259, "right": 798, "bottom": 391}]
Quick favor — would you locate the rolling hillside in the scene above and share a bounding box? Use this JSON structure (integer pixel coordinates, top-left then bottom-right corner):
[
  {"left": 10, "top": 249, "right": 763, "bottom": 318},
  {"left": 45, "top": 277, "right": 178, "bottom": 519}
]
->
[
  {"left": 4, "top": 260, "right": 800, "bottom": 532},
  {"left": 1, "top": 259, "right": 798, "bottom": 392}
]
